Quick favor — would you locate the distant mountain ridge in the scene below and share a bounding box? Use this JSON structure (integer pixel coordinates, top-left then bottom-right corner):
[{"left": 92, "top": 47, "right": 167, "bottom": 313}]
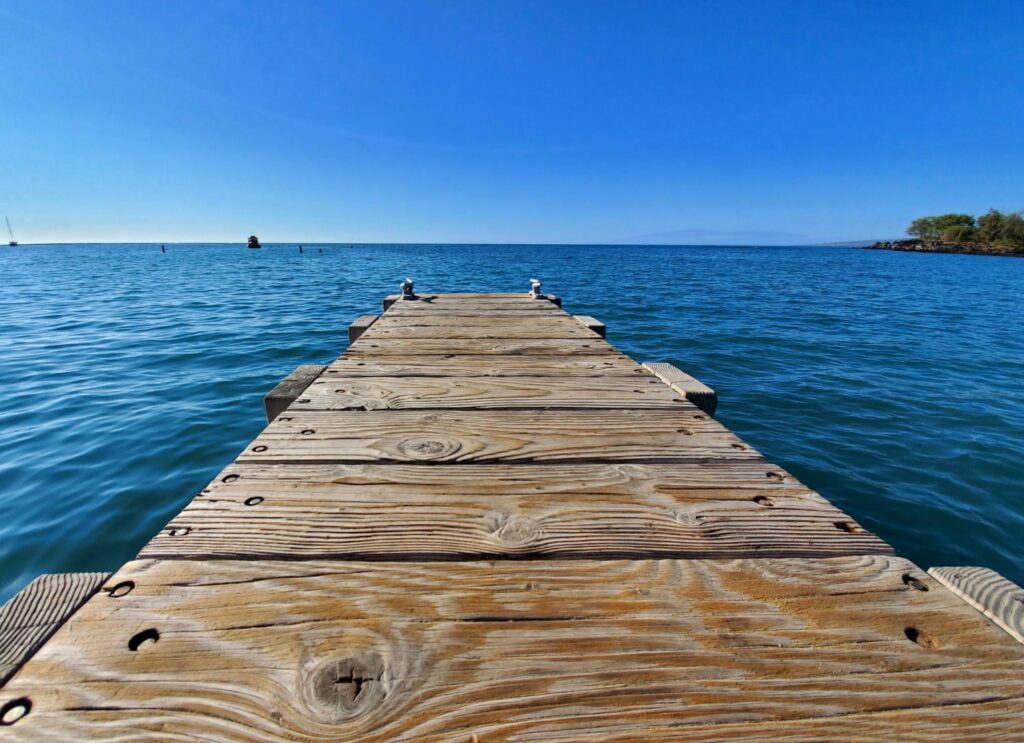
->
[
  {"left": 621, "top": 229, "right": 894, "bottom": 247},
  {"left": 621, "top": 229, "right": 807, "bottom": 245}
]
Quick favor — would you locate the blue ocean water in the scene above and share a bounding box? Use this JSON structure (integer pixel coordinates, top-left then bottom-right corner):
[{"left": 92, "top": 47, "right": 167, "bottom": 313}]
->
[{"left": 1, "top": 243, "right": 1021, "bottom": 602}]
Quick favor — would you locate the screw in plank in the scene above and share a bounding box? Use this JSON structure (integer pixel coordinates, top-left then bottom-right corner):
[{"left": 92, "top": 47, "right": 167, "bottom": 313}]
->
[
  {"left": 108, "top": 580, "right": 135, "bottom": 598},
  {"left": 902, "top": 573, "right": 930, "bottom": 591},
  {"left": 128, "top": 628, "right": 160, "bottom": 651},
  {"left": 904, "top": 626, "right": 941, "bottom": 649},
  {"left": 834, "top": 520, "right": 864, "bottom": 534},
  {"left": 0, "top": 698, "right": 31, "bottom": 725}
]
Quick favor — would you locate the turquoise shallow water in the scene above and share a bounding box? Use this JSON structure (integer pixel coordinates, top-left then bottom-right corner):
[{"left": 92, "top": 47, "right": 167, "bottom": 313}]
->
[{"left": 1, "top": 243, "right": 1022, "bottom": 601}]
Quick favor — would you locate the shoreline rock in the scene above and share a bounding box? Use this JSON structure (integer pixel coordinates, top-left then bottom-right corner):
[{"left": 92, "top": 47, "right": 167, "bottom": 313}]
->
[{"left": 866, "top": 239, "right": 1023, "bottom": 257}]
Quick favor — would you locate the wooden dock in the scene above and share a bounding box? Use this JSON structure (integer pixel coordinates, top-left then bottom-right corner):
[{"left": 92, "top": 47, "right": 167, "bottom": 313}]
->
[{"left": 2, "top": 289, "right": 1022, "bottom": 739}]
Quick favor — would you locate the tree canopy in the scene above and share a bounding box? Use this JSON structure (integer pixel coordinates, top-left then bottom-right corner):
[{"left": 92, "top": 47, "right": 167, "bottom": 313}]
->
[{"left": 907, "top": 209, "right": 1024, "bottom": 248}]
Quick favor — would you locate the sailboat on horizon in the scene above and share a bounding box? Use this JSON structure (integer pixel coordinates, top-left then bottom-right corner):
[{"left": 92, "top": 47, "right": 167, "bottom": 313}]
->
[{"left": 5, "top": 217, "right": 16, "bottom": 246}]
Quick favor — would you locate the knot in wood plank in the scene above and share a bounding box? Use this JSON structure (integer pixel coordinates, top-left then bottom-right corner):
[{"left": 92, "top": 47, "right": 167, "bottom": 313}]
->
[
  {"left": 305, "top": 651, "right": 387, "bottom": 723},
  {"left": 490, "top": 514, "right": 543, "bottom": 546},
  {"left": 394, "top": 436, "right": 462, "bottom": 461}
]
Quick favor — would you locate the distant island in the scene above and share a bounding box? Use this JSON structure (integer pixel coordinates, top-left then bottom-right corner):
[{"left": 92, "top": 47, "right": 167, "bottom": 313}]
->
[{"left": 869, "top": 210, "right": 1024, "bottom": 257}]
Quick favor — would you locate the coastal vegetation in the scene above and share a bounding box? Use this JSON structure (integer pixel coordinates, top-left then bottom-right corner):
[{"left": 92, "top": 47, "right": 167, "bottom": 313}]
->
[{"left": 871, "top": 209, "right": 1024, "bottom": 256}]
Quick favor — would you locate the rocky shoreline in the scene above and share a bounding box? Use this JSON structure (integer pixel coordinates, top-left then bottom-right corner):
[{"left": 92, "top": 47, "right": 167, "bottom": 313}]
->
[{"left": 867, "top": 239, "right": 1023, "bottom": 257}]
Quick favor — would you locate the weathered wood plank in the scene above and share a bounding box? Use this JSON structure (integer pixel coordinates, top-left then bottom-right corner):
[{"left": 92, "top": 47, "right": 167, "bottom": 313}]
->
[
  {"left": 398, "top": 293, "right": 542, "bottom": 299},
  {"left": 929, "top": 566, "right": 1024, "bottom": 644},
  {"left": 392, "top": 292, "right": 562, "bottom": 307},
  {"left": 4, "top": 557, "right": 1022, "bottom": 740},
  {"left": 347, "top": 315, "right": 378, "bottom": 343},
  {"left": 384, "top": 293, "right": 549, "bottom": 310},
  {"left": 366, "top": 317, "right": 590, "bottom": 338},
  {"left": 382, "top": 309, "right": 567, "bottom": 320},
  {"left": 370, "top": 315, "right": 582, "bottom": 328},
  {"left": 184, "top": 460, "right": 819, "bottom": 494},
  {"left": 240, "top": 409, "right": 761, "bottom": 464},
  {"left": 383, "top": 300, "right": 564, "bottom": 313},
  {"left": 264, "top": 365, "right": 327, "bottom": 423},
  {"left": 294, "top": 375, "right": 687, "bottom": 410},
  {"left": 0, "top": 572, "right": 109, "bottom": 687},
  {"left": 360, "top": 324, "right": 598, "bottom": 340},
  {"left": 644, "top": 361, "right": 718, "bottom": 416},
  {"left": 141, "top": 462, "right": 891, "bottom": 559},
  {"left": 574, "top": 314, "right": 606, "bottom": 337},
  {"left": 345, "top": 338, "right": 617, "bottom": 355},
  {"left": 325, "top": 354, "right": 648, "bottom": 377}
]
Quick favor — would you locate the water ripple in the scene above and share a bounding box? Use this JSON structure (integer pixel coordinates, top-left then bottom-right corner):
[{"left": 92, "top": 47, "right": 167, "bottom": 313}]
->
[{"left": 1, "top": 243, "right": 1022, "bottom": 601}]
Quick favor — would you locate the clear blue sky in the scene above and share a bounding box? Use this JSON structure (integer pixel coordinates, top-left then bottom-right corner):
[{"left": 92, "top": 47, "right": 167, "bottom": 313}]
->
[{"left": 2, "top": 0, "right": 1022, "bottom": 244}]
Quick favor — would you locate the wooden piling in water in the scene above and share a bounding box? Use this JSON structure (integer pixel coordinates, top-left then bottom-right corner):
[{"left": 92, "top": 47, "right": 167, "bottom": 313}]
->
[
  {"left": 347, "top": 314, "right": 378, "bottom": 343},
  {"left": 2, "top": 289, "right": 1022, "bottom": 739},
  {"left": 643, "top": 360, "right": 718, "bottom": 416},
  {"left": 263, "top": 364, "right": 326, "bottom": 423},
  {"left": 573, "top": 314, "right": 606, "bottom": 337}
]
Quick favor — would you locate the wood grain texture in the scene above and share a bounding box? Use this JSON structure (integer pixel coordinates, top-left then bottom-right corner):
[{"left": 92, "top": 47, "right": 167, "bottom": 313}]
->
[
  {"left": 4, "top": 556, "right": 1022, "bottom": 741},
  {"left": 573, "top": 314, "right": 606, "bottom": 337},
  {"left": 929, "top": 566, "right": 1024, "bottom": 644},
  {"left": 383, "top": 306, "right": 565, "bottom": 317},
  {"left": 371, "top": 315, "right": 581, "bottom": 328},
  {"left": 239, "top": 409, "right": 759, "bottom": 464},
  {"left": 211, "top": 459, "right": 815, "bottom": 493},
  {"left": 346, "top": 337, "right": 618, "bottom": 355},
  {"left": 140, "top": 462, "right": 891, "bottom": 559},
  {"left": 0, "top": 572, "right": 109, "bottom": 687},
  {"left": 394, "top": 293, "right": 543, "bottom": 299},
  {"left": 293, "top": 375, "right": 686, "bottom": 410},
  {"left": 325, "top": 354, "right": 648, "bottom": 377},
  {"left": 359, "top": 324, "right": 598, "bottom": 340},
  {"left": 365, "top": 316, "right": 592, "bottom": 339},
  {"left": 644, "top": 361, "right": 718, "bottom": 416},
  {"left": 264, "top": 364, "right": 327, "bottom": 423},
  {"left": 347, "top": 315, "right": 378, "bottom": 343},
  {"left": 383, "top": 301, "right": 564, "bottom": 314},
  {"left": 388, "top": 292, "right": 562, "bottom": 307}
]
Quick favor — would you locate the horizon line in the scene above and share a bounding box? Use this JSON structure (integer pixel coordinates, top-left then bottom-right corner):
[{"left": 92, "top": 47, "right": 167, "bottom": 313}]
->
[{"left": 7, "top": 239, "right": 887, "bottom": 248}]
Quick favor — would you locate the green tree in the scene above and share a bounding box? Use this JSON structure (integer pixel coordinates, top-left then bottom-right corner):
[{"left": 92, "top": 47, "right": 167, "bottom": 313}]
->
[
  {"left": 907, "top": 213, "right": 975, "bottom": 241},
  {"left": 942, "top": 224, "right": 975, "bottom": 243},
  {"left": 906, "top": 209, "right": 1024, "bottom": 249},
  {"left": 976, "top": 209, "right": 1006, "bottom": 242},
  {"left": 1002, "top": 212, "right": 1024, "bottom": 247},
  {"left": 907, "top": 217, "right": 938, "bottom": 239},
  {"left": 933, "top": 214, "right": 975, "bottom": 234}
]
